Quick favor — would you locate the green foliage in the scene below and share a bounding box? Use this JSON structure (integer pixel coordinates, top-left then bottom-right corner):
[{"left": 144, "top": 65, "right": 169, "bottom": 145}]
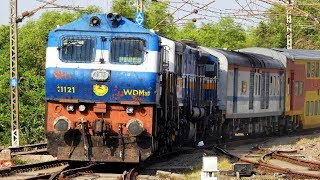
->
[
  {"left": 12, "top": 157, "right": 28, "bottom": 165},
  {"left": 111, "top": 0, "right": 136, "bottom": 20},
  {"left": 144, "top": 0, "right": 178, "bottom": 37},
  {"left": 246, "top": 0, "right": 320, "bottom": 49},
  {"left": 0, "top": 6, "right": 101, "bottom": 146},
  {"left": 175, "top": 17, "right": 247, "bottom": 49}
]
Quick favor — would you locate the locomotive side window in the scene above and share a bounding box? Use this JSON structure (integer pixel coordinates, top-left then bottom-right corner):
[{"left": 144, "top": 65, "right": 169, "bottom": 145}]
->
[
  {"left": 175, "top": 54, "right": 182, "bottom": 76},
  {"left": 60, "top": 36, "right": 95, "bottom": 63},
  {"left": 160, "top": 46, "right": 169, "bottom": 69},
  {"left": 110, "top": 38, "right": 145, "bottom": 65}
]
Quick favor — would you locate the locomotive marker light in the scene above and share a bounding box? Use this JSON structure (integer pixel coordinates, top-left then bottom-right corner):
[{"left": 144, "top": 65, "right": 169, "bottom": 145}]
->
[
  {"left": 126, "top": 106, "right": 134, "bottom": 114},
  {"left": 79, "top": 104, "right": 86, "bottom": 112},
  {"left": 126, "top": 106, "right": 133, "bottom": 114},
  {"left": 66, "top": 104, "right": 74, "bottom": 112},
  {"left": 53, "top": 116, "right": 71, "bottom": 132},
  {"left": 89, "top": 16, "right": 100, "bottom": 26},
  {"left": 126, "top": 118, "right": 144, "bottom": 136}
]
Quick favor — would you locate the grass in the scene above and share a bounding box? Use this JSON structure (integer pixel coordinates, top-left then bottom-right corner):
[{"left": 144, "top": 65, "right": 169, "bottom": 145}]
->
[{"left": 12, "top": 157, "right": 28, "bottom": 166}]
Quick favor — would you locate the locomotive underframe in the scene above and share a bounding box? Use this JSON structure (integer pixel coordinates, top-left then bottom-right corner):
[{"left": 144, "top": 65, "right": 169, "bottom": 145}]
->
[{"left": 47, "top": 131, "right": 152, "bottom": 162}]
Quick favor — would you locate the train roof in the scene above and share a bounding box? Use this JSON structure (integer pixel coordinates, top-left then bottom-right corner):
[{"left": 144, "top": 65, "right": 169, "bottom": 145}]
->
[
  {"left": 50, "top": 13, "right": 155, "bottom": 35},
  {"left": 272, "top": 48, "right": 320, "bottom": 61},
  {"left": 201, "top": 47, "right": 284, "bottom": 69}
]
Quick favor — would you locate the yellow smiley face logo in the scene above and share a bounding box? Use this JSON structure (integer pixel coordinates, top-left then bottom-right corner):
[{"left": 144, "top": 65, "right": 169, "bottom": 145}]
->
[{"left": 93, "top": 84, "right": 108, "bottom": 96}]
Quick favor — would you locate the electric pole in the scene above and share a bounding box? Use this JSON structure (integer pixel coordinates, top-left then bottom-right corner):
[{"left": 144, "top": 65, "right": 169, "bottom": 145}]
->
[
  {"left": 135, "top": 0, "right": 144, "bottom": 27},
  {"left": 9, "top": 0, "right": 58, "bottom": 147},
  {"left": 287, "top": 0, "right": 294, "bottom": 49},
  {"left": 9, "top": 0, "right": 19, "bottom": 147},
  {"left": 136, "top": 0, "right": 143, "bottom": 12}
]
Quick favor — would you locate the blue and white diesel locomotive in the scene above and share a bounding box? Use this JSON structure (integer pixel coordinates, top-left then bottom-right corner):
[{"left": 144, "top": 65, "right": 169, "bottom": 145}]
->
[{"left": 45, "top": 13, "right": 218, "bottom": 162}]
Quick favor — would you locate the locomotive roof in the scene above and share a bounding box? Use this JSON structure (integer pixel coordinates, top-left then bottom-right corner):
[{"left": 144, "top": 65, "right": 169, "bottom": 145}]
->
[
  {"left": 272, "top": 48, "right": 320, "bottom": 61},
  {"left": 51, "top": 13, "right": 155, "bottom": 35},
  {"left": 203, "top": 48, "right": 284, "bottom": 69}
]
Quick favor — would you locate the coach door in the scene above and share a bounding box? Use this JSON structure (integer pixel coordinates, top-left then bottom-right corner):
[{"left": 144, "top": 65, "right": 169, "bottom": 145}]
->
[{"left": 233, "top": 68, "right": 238, "bottom": 113}]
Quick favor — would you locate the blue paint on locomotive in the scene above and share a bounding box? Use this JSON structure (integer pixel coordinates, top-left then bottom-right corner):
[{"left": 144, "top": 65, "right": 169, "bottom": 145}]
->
[
  {"left": 46, "top": 68, "right": 157, "bottom": 103},
  {"left": 47, "top": 14, "right": 159, "bottom": 51}
]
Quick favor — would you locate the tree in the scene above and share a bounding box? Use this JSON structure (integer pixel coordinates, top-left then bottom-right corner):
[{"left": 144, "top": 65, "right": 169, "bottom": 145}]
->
[
  {"left": 111, "top": 0, "right": 177, "bottom": 37},
  {"left": 111, "top": 0, "right": 135, "bottom": 20},
  {"left": 246, "top": 0, "right": 320, "bottom": 49},
  {"left": 0, "top": 6, "right": 101, "bottom": 145},
  {"left": 175, "top": 17, "right": 247, "bottom": 49},
  {"left": 144, "top": 0, "right": 178, "bottom": 37}
]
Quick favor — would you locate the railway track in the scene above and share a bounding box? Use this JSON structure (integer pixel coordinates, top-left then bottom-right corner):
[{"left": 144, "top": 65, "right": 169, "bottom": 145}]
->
[
  {"left": 1, "top": 128, "right": 319, "bottom": 179},
  {"left": 215, "top": 140, "right": 320, "bottom": 179},
  {"left": 0, "top": 143, "right": 48, "bottom": 156},
  {"left": 0, "top": 160, "right": 68, "bottom": 179}
]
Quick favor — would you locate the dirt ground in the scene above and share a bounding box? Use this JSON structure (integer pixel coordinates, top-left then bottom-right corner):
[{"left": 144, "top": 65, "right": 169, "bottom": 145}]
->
[{"left": 263, "top": 130, "right": 320, "bottom": 162}]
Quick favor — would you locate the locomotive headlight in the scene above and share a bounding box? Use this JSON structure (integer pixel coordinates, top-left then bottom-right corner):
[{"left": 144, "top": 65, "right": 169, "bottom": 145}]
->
[
  {"left": 126, "top": 118, "right": 144, "bottom": 136},
  {"left": 66, "top": 104, "right": 74, "bottom": 112},
  {"left": 91, "top": 70, "right": 110, "bottom": 81},
  {"left": 79, "top": 105, "right": 86, "bottom": 112},
  {"left": 54, "top": 116, "right": 70, "bottom": 132},
  {"left": 90, "top": 16, "right": 100, "bottom": 26},
  {"left": 126, "top": 106, "right": 134, "bottom": 114}
]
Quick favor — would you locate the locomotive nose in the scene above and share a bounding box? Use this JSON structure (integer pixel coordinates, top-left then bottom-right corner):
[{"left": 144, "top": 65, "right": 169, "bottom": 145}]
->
[{"left": 126, "top": 118, "right": 144, "bottom": 136}]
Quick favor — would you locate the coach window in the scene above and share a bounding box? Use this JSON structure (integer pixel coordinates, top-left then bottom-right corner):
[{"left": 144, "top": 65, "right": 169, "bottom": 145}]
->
[
  {"left": 318, "top": 100, "right": 320, "bottom": 115},
  {"left": 310, "top": 101, "right": 314, "bottom": 116},
  {"left": 307, "top": 62, "right": 311, "bottom": 78},
  {"left": 315, "top": 101, "right": 318, "bottom": 115},
  {"left": 258, "top": 74, "right": 261, "bottom": 95},
  {"left": 316, "top": 62, "right": 319, "bottom": 77},
  {"left": 255, "top": 74, "right": 258, "bottom": 95},
  {"left": 270, "top": 76, "right": 273, "bottom": 95},
  {"left": 294, "top": 82, "right": 299, "bottom": 96},
  {"left": 299, "top": 81, "right": 304, "bottom": 96},
  {"left": 311, "top": 62, "right": 316, "bottom": 77},
  {"left": 306, "top": 101, "right": 310, "bottom": 116},
  {"left": 60, "top": 36, "right": 95, "bottom": 63},
  {"left": 110, "top": 38, "right": 145, "bottom": 65},
  {"left": 273, "top": 76, "right": 276, "bottom": 95}
]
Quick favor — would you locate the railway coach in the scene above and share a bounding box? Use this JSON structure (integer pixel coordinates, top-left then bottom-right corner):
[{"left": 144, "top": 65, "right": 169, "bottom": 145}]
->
[
  {"left": 200, "top": 47, "right": 286, "bottom": 139},
  {"left": 240, "top": 48, "right": 320, "bottom": 130}
]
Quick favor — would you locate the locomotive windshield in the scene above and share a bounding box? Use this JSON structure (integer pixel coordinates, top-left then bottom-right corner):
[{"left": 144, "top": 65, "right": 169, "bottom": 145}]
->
[
  {"left": 60, "top": 36, "right": 95, "bottom": 63},
  {"left": 110, "top": 38, "right": 145, "bottom": 65}
]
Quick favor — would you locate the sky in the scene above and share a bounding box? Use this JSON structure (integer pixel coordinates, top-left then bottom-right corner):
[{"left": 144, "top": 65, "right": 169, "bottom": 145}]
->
[{"left": 0, "top": 0, "right": 271, "bottom": 27}]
